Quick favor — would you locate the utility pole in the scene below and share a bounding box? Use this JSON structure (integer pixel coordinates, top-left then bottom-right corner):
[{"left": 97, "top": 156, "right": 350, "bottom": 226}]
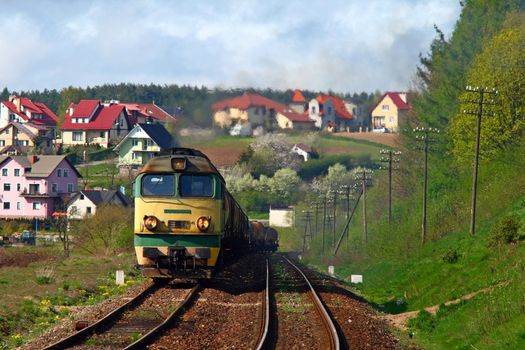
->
[
  {"left": 302, "top": 210, "right": 312, "bottom": 253},
  {"left": 355, "top": 169, "right": 373, "bottom": 243},
  {"left": 414, "top": 127, "right": 440, "bottom": 244},
  {"left": 463, "top": 86, "right": 498, "bottom": 235},
  {"left": 322, "top": 194, "right": 327, "bottom": 256},
  {"left": 380, "top": 149, "right": 401, "bottom": 224},
  {"left": 332, "top": 189, "right": 337, "bottom": 249}
]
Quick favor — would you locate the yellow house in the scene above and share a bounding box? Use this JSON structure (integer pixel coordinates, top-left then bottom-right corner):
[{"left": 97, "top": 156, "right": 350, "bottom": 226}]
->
[
  {"left": 0, "top": 122, "right": 53, "bottom": 154},
  {"left": 370, "top": 92, "right": 411, "bottom": 132}
]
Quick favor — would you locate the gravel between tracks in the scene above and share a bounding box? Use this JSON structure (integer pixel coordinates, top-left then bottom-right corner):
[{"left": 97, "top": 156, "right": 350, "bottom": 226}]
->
[
  {"left": 148, "top": 254, "right": 266, "bottom": 350},
  {"left": 18, "top": 282, "right": 152, "bottom": 350}
]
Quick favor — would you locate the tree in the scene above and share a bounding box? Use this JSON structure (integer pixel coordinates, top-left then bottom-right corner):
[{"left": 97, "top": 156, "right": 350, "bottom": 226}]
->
[
  {"left": 268, "top": 168, "right": 301, "bottom": 205},
  {"left": 0, "top": 87, "right": 9, "bottom": 101},
  {"left": 451, "top": 12, "right": 525, "bottom": 163},
  {"left": 57, "top": 86, "right": 87, "bottom": 128}
]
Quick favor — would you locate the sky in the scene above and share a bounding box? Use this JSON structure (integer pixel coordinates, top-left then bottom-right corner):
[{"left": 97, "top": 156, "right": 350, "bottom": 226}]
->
[{"left": 0, "top": 0, "right": 462, "bottom": 94}]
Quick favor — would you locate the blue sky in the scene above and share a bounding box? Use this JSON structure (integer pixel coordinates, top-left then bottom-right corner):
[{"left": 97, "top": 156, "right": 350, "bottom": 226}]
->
[{"left": 0, "top": 0, "right": 461, "bottom": 93}]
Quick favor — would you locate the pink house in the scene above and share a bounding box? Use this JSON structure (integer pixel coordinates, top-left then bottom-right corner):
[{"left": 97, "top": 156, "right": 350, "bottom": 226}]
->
[{"left": 0, "top": 155, "right": 80, "bottom": 219}]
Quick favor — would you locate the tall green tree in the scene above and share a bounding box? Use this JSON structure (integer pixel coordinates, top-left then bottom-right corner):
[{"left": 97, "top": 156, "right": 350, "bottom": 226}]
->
[
  {"left": 451, "top": 12, "right": 525, "bottom": 163},
  {"left": 0, "top": 87, "right": 9, "bottom": 101}
]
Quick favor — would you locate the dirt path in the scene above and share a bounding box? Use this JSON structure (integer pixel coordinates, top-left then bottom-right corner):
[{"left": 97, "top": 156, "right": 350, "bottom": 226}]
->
[
  {"left": 382, "top": 282, "right": 508, "bottom": 330},
  {"left": 335, "top": 132, "right": 401, "bottom": 148}
]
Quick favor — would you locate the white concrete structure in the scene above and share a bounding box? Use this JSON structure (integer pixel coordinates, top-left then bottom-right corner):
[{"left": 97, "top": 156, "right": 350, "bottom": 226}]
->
[{"left": 269, "top": 206, "right": 294, "bottom": 227}]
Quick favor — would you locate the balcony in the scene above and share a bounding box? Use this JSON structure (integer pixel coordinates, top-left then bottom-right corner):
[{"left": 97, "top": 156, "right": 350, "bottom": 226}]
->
[{"left": 20, "top": 190, "right": 51, "bottom": 198}]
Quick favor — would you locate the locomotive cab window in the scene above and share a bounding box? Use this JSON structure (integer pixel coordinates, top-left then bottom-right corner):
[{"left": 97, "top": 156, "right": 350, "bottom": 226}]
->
[
  {"left": 179, "top": 174, "right": 213, "bottom": 197},
  {"left": 142, "top": 174, "right": 175, "bottom": 196}
]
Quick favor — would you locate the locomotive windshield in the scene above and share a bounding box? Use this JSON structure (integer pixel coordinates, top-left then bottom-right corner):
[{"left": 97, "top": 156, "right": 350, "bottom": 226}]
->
[
  {"left": 142, "top": 174, "right": 175, "bottom": 196},
  {"left": 179, "top": 174, "right": 213, "bottom": 197}
]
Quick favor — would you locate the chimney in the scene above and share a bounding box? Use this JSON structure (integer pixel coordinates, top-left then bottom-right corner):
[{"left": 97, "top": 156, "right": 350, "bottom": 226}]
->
[
  {"left": 69, "top": 106, "right": 74, "bottom": 117},
  {"left": 31, "top": 155, "right": 38, "bottom": 164}
]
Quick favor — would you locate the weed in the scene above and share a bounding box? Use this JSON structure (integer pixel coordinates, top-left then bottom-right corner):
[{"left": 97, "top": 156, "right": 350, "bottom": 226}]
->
[
  {"left": 488, "top": 216, "right": 522, "bottom": 246},
  {"left": 35, "top": 267, "right": 55, "bottom": 285},
  {"left": 442, "top": 249, "right": 459, "bottom": 263},
  {"left": 407, "top": 309, "right": 436, "bottom": 333}
]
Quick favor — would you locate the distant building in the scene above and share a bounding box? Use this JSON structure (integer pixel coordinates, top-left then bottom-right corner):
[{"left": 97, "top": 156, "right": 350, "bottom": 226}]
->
[
  {"left": 0, "top": 155, "right": 80, "bottom": 219},
  {"left": 212, "top": 93, "right": 315, "bottom": 133},
  {"left": 67, "top": 189, "right": 131, "bottom": 219},
  {"left": 0, "top": 95, "right": 58, "bottom": 131},
  {"left": 60, "top": 100, "right": 132, "bottom": 148},
  {"left": 308, "top": 95, "right": 353, "bottom": 131},
  {"left": 120, "top": 102, "right": 177, "bottom": 125},
  {"left": 291, "top": 143, "right": 313, "bottom": 161},
  {"left": 370, "top": 92, "right": 411, "bottom": 132},
  {"left": 289, "top": 89, "right": 308, "bottom": 113},
  {"left": 269, "top": 206, "right": 294, "bottom": 227},
  {"left": 114, "top": 123, "right": 176, "bottom": 173},
  {"left": 0, "top": 122, "right": 54, "bottom": 155}
]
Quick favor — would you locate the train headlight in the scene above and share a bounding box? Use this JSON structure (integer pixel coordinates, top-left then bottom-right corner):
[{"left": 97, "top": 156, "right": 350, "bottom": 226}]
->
[
  {"left": 196, "top": 216, "right": 211, "bottom": 232},
  {"left": 144, "top": 215, "right": 159, "bottom": 231}
]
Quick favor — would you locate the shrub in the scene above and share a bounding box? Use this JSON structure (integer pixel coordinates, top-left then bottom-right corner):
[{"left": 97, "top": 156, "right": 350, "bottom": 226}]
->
[
  {"left": 407, "top": 309, "right": 437, "bottom": 333},
  {"left": 442, "top": 249, "right": 459, "bottom": 263},
  {"left": 488, "top": 216, "right": 522, "bottom": 246},
  {"left": 35, "top": 267, "right": 55, "bottom": 285}
]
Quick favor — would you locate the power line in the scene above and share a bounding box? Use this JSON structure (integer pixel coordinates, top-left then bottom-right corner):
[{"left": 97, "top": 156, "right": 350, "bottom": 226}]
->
[{"left": 379, "top": 149, "right": 401, "bottom": 224}]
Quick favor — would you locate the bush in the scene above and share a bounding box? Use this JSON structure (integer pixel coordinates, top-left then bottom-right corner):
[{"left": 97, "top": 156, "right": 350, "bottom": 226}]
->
[
  {"left": 442, "top": 249, "right": 460, "bottom": 263},
  {"left": 407, "top": 309, "right": 436, "bottom": 333},
  {"left": 488, "top": 216, "right": 522, "bottom": 246}
]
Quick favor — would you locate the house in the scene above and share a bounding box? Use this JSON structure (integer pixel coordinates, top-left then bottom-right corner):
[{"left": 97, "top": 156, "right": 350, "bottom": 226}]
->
[
  {"left": 120, "top": 102, "right": 177, "bottom": 125},
  {"left": 0, "top": 155, "right": 80, "bottom": 220},
  {"left": 291, "top": 143, "right": 313, "bottom": 161},
  {"left": 212, "top": 93, "right": 315, "bottom": 133},
  {"left": 114, "top": 123, "right": 176, "bottom": 172},
  {"left": 289, "top": 89, "right": 308, "bottom": 113},
  {"left": 369, "top": 92, "right": 411, "bottom": 132},
  {"left": 0, "top": 122, "right": 54, "bottom": 155},
  {"left": 308, "top": 95, "right": 353, "bottom": 131},
  {"left": 60, "top": 100, "right": 132, "bottom": 148},
  {"left": 67, "top": 189, "right": 131, "bottom": 219},
  {"left": 0, "top": 95, "right": 58, "bottom": 130}
]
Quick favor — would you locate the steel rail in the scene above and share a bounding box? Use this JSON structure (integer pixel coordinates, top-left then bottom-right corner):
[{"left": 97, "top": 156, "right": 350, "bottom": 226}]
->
[
  {"left": 124, "top": 283, "right": 201, "bottom": 350},
  {"left": 255, "top": 257, "right": 270, "bottom": 350},
  {"left": 43, "top": 282, "right": 158, "bottom": 350},
  {"left": 283, "top": 256, "right": 340, "bottom": 350}
]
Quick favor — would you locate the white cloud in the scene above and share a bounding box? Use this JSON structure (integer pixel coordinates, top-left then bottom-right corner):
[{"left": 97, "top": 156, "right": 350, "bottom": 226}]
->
[{"left": 0, "top": 0, "right": 461, "bottom": 93}]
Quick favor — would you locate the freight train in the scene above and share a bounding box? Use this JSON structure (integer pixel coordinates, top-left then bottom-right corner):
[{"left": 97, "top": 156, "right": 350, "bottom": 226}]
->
[{"left": 133, "top": 148, "right": 278, "bottom": 279}]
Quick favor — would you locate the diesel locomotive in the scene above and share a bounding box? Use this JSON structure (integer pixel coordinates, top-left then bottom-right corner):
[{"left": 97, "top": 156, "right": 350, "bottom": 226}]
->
[{"left": 133, "top": 147, "right": 277, "bottom": 279}]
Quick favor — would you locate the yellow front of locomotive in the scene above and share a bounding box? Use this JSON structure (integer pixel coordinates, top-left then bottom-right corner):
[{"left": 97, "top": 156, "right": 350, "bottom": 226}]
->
[{"left": 134, "top": 154, "right": 225, "bottom": 279}]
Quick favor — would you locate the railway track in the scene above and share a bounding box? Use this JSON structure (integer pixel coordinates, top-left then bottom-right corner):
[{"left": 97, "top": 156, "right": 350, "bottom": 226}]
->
[
  {"left": 42, "top": 282, "right": 200, "bottom": 350},
  {"left": 271, "top": 254, "right": 341, "bottom": 350}
]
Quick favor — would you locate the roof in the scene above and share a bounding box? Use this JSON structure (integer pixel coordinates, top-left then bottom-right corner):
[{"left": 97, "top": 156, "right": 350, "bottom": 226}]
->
[
  {"left": 370, "top": 92, "right": 411, "bottom": 113},
  {"left": 0, "top": 155, "right": 81, "bottom": 178},
  {"left": 61, "top": 103, "right": 126, "bottom": 130},
  {"left": 291, "top": 89, "right": 307, "bottom": 103},
  {"left": 0, "top": 122, "right": 38, "bottom": 139},
  {"left": 2, "top": 101, "right": 29, "bottom": 121},
  {"left": 212, "top": 92, "right": 315, "bottom": 124},
  {"left": 294, "top": 143, "right": 312, "bottom": 152},
  {"left": 70, "top": 100, "right": 100, "bottom": 118},
  {"left": 72, "top": 190, "right": 131, "bottom": 207},
  {"left": 139, "top": 123, "right": 176, "bottom": 149},
  {"left": 212, "top": 93, "right": 285, "bottom": 112},
  {"left": 121, "top": 103, "right": 176, "bottom": 123},
  {"left": 316, "top": 95, "right": 353, "bottom": 120},
  {"left": 279, "top": 109, "right": 315, "bottom": 123}
]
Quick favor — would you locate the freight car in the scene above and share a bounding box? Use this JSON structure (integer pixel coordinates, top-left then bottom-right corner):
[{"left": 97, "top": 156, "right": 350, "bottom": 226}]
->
[
  {"left": 133, "top": 148, "right": 251, "bottom": 279},
  {"left": 249, "top": 221, "right": 279, "bottom": 252}
]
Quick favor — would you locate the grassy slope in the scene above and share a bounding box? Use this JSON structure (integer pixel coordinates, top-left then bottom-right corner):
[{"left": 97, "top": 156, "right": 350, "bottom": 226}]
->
[{"left": 279, "top": 146, "right": 525, "bottom": 349}]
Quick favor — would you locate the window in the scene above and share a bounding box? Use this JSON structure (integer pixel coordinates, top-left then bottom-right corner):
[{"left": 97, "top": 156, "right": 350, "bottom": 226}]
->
[
  {"left": 142, "top": 174, "right": 174, "bottom": 196},
  {"left": 80, "top": 194, "right": 85, "bottom": 200},
  {"left": 100, "top": 131, "right": 105, "bottom": 138},
  {"left": 16, "top": 202, "right": 21, "bottom": 210},
  {"left": 389, "top": 116, "right": 394, "bottom": 122},
  {"left": 14, "top": 169, "right": 20, "bottom": 176},
  {"left": 57, "top": 169, "right": 62, "bottom": 177},
  {"left": 0, "top": 140, "right": 4, "bottom": 147},
  {"left": 327, "top": 107, "right": 332, "bottom": 115},
  {"left": 87, "top": 207, "right": 92, "bottom": 214},
  {"left": 2, "top": 169, "right": 7, "bottom": 176},
  {"left": 3, "top": 183, "right": 10, "bottom": 191},
  {"left": 52, "top": 183, "right": 58, "bottom": 192},
  {"left": 67, "top": 183, "right": 74, "bottom": 192},
  {"left": 382, "top": 104, "right": 389, "bottom": 110},
  {"left": 72, "top": 131, "right": 83, "bottom": 141},
  {"left": 311, "top": 106, "right": 316, "bottom": 114},
  {"left": 33, "top": 202, "right": 41, "bottom": 210},
  {"left": 63, "top": 169, "right": 69, "bottom": 177},
  {"left": 16, "top": 183, "right": 20, "bottom": 191},
  {"left": 180, "top": 174, "right": 213, "bottom": 197},
  {"left": 132, "top": 139, "right": 139, "bottom": 147},
  {"left": 3, "top": 202, "right": 10, "bottom": 210},
  {"left": 132, "top": 152, "right": 139, "bottom": 160},
  {"left": 5, "top": 128, "right": 9, "bottom": 134}
]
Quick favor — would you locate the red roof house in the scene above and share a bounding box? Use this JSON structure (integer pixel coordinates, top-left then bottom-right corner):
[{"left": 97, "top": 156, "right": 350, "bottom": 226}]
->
[
  {"left": 369, "top": 92, "right": 411, "bottom": 132},
  {"left": 0, "top": 96, "right": 58, "bottom": 130}
]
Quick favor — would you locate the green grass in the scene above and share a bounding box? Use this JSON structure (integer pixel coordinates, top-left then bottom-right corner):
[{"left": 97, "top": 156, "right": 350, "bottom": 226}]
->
[{"left": 282, "top": 145, "right": 525, "bottom": 349}]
